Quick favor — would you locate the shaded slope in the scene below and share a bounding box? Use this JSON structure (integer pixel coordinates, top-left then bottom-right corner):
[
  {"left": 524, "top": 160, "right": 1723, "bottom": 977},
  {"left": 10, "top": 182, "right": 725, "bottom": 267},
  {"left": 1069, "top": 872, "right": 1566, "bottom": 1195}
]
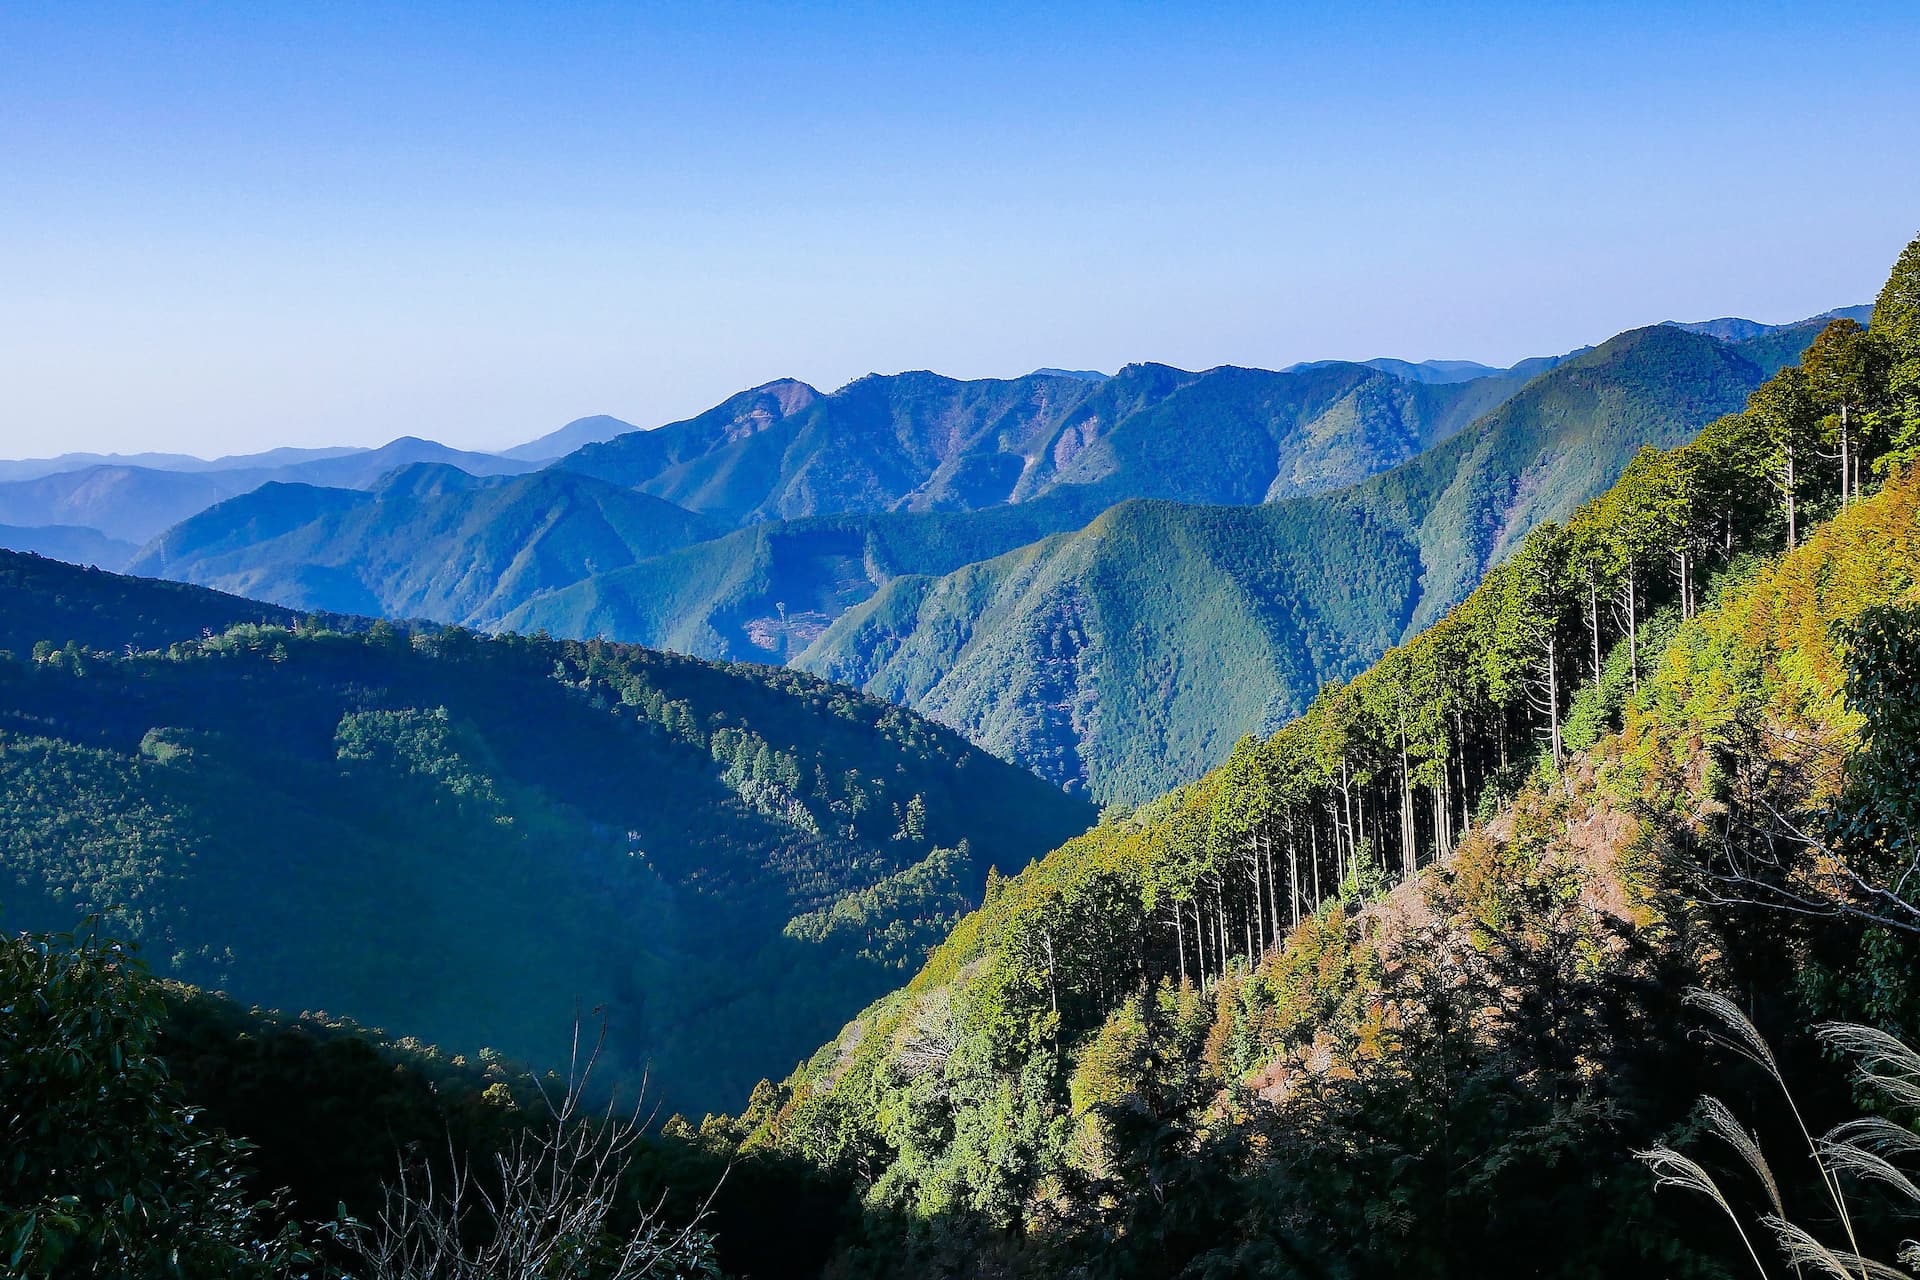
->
[
  {"left": 0, "top": 524, "right": 138, "bottom": 571},
  {"left": 0, "top": 551, "right": 1094, "bottom": 1114}
]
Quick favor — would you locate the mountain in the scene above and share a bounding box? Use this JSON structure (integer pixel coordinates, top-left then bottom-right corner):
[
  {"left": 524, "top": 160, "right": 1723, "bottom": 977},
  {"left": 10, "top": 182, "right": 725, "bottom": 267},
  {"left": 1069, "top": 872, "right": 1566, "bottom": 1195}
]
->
[
  {"left": 0, "top": 466, "right": 271, "bottom": 544},
  {"left": 1028, "top": 367, "right": 1110, "bottom": 381},
  {"left": 1283, "top": 350, "right": 1585, "bottom": 384},
  {"left": 1663, "top": 301, "right": 1872, "bottom": 343},
  {"left": 0, "top": 444, "right": 364, "bottom": 484},
  {"left": 148, "top": 324, "right": 1813, "bottom": 804},
  {"left": 740, "top": 252, "right": 1920, "bottom": 1276},
  {"left": 493, "top": 359, "right": 1529, "bottom": 662},
  {"left": 499, "top": 489, "right": 1120, "bottom": 662},
  {"left": 500, "top": 413, "right": 643, "bottom": 462},
  {"left": 555, "top": 362, "right": 1525, "bottom": 527},
  {"left": 0, "top": 550, "right": 1094, "bottom": 1114},
  {"left": 0, "top": 523, "right": 139, "bottom": 571},
  {"left": 128, "top": 466, "right": 722, "bottom": 626},
  {"left": 133, "top": 360, "right": 1532, "bottom": 648},
  {"left": 0, "top": 438, "right": 538, "bottom": 544},
  {"left": 792, "top": 324, "right": 1774, "bottom": 801}
]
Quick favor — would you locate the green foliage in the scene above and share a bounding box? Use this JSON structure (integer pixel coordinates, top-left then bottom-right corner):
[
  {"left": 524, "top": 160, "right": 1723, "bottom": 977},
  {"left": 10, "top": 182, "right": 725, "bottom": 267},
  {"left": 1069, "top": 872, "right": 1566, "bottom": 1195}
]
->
[
  {"left": 129, "top": 467, "right": 722, "bottom": 627},
  {"left": 0, "top": 926, "right": 316, "bottom": 1278},
  {"left": 0, "top": 555, "right": 1093, "bottom": 1115}
]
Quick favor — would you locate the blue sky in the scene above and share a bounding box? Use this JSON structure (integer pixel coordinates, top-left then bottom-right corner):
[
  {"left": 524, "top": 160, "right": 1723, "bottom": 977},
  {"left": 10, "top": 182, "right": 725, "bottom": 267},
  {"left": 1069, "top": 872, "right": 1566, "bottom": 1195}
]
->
[{"left": 3, "top": 1, "right": 1917, "bottom": 458}]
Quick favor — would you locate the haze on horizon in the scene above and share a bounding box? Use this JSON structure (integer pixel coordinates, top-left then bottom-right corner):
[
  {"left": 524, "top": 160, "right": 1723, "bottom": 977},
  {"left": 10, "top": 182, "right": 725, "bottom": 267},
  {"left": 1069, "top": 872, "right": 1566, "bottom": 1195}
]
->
[{"left": 3, "top": 0, "right": 1917, "bottom": 459}]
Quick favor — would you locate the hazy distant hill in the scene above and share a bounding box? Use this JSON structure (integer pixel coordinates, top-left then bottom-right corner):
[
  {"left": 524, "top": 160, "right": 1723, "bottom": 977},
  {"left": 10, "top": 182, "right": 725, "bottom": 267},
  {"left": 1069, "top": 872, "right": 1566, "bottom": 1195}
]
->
[
  {"left": 1283, "top": 352, "right": 1577, "bottom": 384},
  {"left": 0, "top": 523, "right": 139, "bottom": 571},
  {"left": 499, "top": 413, "right": 642, "bottom": 461},
  {"left": 0, "top": 549, "right": 1093, "bottom": 1113},
  {"left": 0, "top": 444, "right": 363, "bottom": 484},
  {"left": 1662, "top": 303, "right": 1871, "bottom": 343},
  {"left": 0, "top": 438, "right": 539, "bottom": 544}
]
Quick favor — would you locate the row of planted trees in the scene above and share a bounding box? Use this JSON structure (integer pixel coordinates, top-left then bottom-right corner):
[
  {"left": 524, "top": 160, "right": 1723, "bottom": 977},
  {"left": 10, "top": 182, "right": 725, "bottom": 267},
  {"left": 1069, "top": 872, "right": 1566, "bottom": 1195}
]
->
[{"left": 1136, "top": 249, "right": 1920, "bottom": 991}]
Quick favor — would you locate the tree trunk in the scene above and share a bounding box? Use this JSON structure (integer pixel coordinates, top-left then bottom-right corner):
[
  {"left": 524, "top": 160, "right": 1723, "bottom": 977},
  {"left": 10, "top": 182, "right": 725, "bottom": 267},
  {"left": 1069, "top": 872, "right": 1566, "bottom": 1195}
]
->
[
  {"left": 1625, "top": 576, "right": 1639, "bottom": 694},
  {"left": 1455, "top": 711, "right": 1472, "bottom": 834},
  {"left": 1193, "top": 900, "right": 1206, "bottom": 985},
  {"left": 1287, "top": 832, "right": 1301, "bottom": 930},
  {"left": 1340, "top": 755, "right": 1356, "bottom": 874},
  {"left": 1786, "top": 444, "right": 1797, "bottom": 548},
  {"left": 1174, "top": 903, "right": 1187, "bottom": 985},
  {"left": 1309, "top": 820, "right": 1322, "bottom": 907},
  {"left": 1841, "top": 404, "right": 1850, "bottom": 504},
  {"left": 1588, "top": 580, "right": 1602, "bottom": 687},
  {"left": 1398, "top": 706, "right": 1415, "bottom": 882},
  {"left": 1043, "top": 928, "right": 1059, "bottom": 1016},
  {"left": 1216, "top": 886, "right": 1228, "bottom": 976},
  {"left": 1547, "top": 632, "right": 1562, "bottom": 766}
]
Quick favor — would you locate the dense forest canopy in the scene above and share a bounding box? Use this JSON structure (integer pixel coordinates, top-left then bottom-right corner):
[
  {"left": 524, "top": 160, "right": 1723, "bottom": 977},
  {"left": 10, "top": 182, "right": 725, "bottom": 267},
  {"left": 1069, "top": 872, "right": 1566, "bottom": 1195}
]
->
[{"left": 0, "top": 556, "right": 1092, "bottom": 1115}]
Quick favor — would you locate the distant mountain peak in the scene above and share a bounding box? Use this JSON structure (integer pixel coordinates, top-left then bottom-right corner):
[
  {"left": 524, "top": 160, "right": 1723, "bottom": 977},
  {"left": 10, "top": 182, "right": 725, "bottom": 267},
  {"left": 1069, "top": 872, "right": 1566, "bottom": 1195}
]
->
[
  {"left": 1030, "top": 368, "right": 1110, "bottom": 382},
  {"left": 502, "top": 414, "right": 643, "bottom": 462},
  {"left": 744, "top": 378, "right": 821, "bottom": 414},
  {"left": 1663, "top": 303, "right": 1871, "bottom": 343}
]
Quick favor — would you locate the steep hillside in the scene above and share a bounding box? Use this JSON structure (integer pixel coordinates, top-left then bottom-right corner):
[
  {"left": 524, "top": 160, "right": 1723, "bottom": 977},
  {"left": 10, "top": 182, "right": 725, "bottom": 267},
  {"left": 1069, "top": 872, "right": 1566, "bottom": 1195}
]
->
[
  {"left": 500, "top": 488, "right": 1118, "bottom": 662},
  {"left": 0, "top": 554, "right": 1094, "bottom": 1114},
  {"left": 128, "top": 467, "right": 721, "bottom": 626},
  {"left": 742, "top": 258, "right": 1920, "bottom": 1276},
  {"left": 797, "top": 325, "right": 1769, "bottom": 801}
]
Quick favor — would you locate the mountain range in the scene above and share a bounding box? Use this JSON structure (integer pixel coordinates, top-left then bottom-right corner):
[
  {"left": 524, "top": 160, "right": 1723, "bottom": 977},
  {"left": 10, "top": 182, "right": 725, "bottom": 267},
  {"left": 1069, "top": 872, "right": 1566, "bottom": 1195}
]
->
[
  {"left": 0, "top": 436, "right": 544, "bottom": 551},
  {"left": 142, "top": 316, "right": 1822, "bottom": 799},
  {"left": 2, "top": 307, "right": 1862, "bottom": 805}
]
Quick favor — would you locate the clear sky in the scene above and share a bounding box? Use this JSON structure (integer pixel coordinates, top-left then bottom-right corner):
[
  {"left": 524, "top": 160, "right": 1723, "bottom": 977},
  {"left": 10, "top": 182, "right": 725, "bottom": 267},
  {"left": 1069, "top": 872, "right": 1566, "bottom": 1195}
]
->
[{"left": 3, "top": 1, "right": 1917, "bottom": 459}]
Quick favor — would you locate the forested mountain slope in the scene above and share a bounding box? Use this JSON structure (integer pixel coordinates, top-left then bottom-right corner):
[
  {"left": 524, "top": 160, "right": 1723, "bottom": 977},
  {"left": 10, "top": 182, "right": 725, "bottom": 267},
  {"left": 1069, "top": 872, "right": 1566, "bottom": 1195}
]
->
[
  {"left": 795, "top": 324, "right": 1774, "bottom": 801},
  {"left": 0, "top": 554, "right": 1094, "bottom": 1113},
  {"left": 504, "top": 325, "right": 1822, "bottom": 691},
  {"left": 738, "top": 242, "right": 1920, "bottom": 1278},
  {"left": 131, "top": 361, "right": 1529, "bottom": 641},
  {"left": 558, "top": 362, "right": 1526, "bottom": 526},
  {"left": 128, "top": 465, "right": 722, "bottom": 626}
]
